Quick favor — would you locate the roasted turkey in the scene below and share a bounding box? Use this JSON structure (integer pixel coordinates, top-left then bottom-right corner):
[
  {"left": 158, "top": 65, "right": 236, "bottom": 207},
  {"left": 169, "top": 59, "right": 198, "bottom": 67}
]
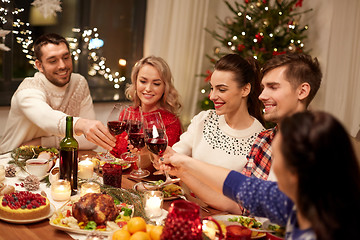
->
[{"left": 72, "top": 193, "right": 118, "bottom": 224}]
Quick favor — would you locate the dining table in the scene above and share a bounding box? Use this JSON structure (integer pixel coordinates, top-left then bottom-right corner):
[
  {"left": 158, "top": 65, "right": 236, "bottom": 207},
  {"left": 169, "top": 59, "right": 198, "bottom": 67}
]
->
[{"left": 0, "top": 150, "right": 228, "bottom": 240}]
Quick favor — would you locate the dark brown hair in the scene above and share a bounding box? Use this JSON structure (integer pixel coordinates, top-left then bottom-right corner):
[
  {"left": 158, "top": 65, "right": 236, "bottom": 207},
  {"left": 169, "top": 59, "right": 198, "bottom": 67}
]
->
[
  {"left": 214, "top": 54, "right": 264, "bottom": 125},
  {"left": 34, "top": 33, "right": 70, "bottom": 61},
  {"left": 280, "top": 111, "right": 360, "bottom": 240},
  {"left": 262, "top": 53, "right": 322, "bottom": 106}
]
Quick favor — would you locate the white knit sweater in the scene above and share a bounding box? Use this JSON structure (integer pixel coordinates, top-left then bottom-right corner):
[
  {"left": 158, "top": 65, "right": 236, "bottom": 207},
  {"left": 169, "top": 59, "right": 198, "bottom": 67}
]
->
[
  {"left": 173, "top": 110, "right": 265, "bottom": 171},
  {"left": 0, "top": 72, "right": 96, "bottom": 153}
]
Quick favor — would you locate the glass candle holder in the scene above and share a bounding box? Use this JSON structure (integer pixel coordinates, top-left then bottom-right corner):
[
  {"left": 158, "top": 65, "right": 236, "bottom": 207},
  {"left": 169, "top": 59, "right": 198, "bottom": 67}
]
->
[
  {"left": 51, "top": 179, "right": 71, "bottom": 201},
  {"left": 78, "top": 157, "right": 95, "bottom": 180},
  {"left": 102, "top": 162, "right": 122, "bottom": 188},
  {"left": 0, "top": 165, "right": 5, "bottom": 182},
  {"left": 144, "top": 190, "right": 164, "bottom": 218},
  {"left": 80, "top": 182, "right": 101, "bottom": 196},
  {"left": 161, "top": 200, "right": 202, "bottom": 240}
]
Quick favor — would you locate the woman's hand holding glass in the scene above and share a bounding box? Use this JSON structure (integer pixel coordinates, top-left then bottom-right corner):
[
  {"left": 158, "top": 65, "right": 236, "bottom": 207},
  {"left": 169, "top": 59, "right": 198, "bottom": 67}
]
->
[{"left": 144, "top": 112, "right": 180, "bottom": 184}]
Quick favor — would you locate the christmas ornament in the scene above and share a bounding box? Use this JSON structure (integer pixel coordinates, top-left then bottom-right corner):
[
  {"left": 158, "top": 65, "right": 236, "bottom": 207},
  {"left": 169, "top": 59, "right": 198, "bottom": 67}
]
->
[
  {"left": 288, "top": 43, "right": 296, "bottom": 53},
  {"left": 225, "top": 16, "right": 233, "bottom": 25},
  {"left": 31, "top": 0, "right": 62, "bottom": 18}
]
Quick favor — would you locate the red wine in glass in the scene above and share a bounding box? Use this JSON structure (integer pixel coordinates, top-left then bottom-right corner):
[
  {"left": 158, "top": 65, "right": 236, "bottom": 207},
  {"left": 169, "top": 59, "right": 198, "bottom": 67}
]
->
[
  {"left": 127, "top": 120, "right": 142, "bottom": 133},
  {"left": 145, "top": 138, "right": 167, "bottom": 156},
  {"left": 107, "top": 120, "right": 127, "bottom": 136},
  {"left": 128, "top": 132, "right": 145, "bottom": 149}
]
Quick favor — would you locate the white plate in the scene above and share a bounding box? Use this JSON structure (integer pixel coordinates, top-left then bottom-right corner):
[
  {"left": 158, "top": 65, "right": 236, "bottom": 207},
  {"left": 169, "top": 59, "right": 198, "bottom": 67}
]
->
[
  {"left": 0, "top": 203, "right": 55, "bottom": 224},
  {"left": 133, "top": 182, "right": 185, "bottom": 200},
  {"left": 49, "top": 221, "right": 114, "bottom": 235},
  {"left": 212, "top": 214, "right": 268, "bottom": 239},
  {"left": 212, "top": 214, "right": 271, "bottom": 231}
]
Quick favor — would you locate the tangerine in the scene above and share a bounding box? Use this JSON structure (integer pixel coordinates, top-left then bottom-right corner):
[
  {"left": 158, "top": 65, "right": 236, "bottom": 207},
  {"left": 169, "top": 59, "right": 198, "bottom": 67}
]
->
[
  {"left": 129, "top": 231, "right": 151, "bottom": 240},
  {"left": 127, "top": 217, "right": 147, "bottom": 234},
  {"left": 150, "top": 225, "right": 163, "bottom": 240},
  {"left": 112, "top": 229, "right": 131, "bottom": 240}
]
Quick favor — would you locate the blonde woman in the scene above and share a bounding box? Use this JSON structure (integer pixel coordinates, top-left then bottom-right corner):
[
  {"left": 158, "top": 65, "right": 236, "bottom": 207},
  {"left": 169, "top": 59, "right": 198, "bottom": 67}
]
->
[{"left": 111, "top": 56, "right": 182, "bottom": 157}]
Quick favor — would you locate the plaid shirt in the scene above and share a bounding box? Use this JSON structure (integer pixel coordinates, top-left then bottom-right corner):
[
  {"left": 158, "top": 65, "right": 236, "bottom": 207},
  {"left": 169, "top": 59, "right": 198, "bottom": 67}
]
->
[{"left": 241, "top": 126, "right": 278, "bottom": 180}]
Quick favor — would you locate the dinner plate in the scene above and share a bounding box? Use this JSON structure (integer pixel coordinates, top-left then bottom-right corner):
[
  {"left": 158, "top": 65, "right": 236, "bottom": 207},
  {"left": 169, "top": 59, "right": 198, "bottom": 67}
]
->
[
  {"left": 49, "top": 221, "right": 114, "bottom": 235},
  {"left": 133, "top": 182, "right": 185, "bottom": 200},
  {"left": 212, "top": 214, "right": 268, "bottom": 239},
  {"left": 0, "top": 203, "right": 55, "bottom": 224}
]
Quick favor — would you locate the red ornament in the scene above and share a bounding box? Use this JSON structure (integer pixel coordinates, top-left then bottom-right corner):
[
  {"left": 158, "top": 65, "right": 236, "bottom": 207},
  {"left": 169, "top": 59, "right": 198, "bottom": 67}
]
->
[
  {"left": 237, "top": 44, "right": 245, "bottom": 52},
  {"left": 272, "top": 51, "right": 286, "bottom": 56},
  {"left": 263, "top": 0, "right": 267, "bottom": 3},
  {"left": 204, "top": 70, "right": 212, "bottom": 82},
  {"left": 245, "top": 0, "right": 249, "bottom": 3},
  {"left": 295, "top": 0, "right": 303, "bottom": 7},
  {"left": 255, "top": 33, "right": 264, "bottom": 43}
]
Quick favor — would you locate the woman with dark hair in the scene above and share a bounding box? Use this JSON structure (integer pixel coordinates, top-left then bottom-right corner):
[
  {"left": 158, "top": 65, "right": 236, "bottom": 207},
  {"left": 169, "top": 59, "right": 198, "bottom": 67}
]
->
[
  {"left": 163, "top": 111, "right": 360, "bottom": 239},
  {"left": 165, "top": 54, "right": 265, "bottom": 212},
  {"left": 173, "top": 54, "right": 264, "bottom": 170}
]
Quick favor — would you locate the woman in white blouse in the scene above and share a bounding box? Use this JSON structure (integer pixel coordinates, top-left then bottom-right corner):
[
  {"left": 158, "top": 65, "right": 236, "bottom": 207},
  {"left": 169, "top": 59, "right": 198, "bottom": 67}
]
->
[{"left": 169, "top": 54, "right": 265, "bottom": 212}]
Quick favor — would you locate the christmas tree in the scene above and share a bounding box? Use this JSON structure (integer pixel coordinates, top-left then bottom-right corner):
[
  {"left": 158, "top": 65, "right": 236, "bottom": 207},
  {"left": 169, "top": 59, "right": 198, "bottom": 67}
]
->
[{"left": 200, "top": 0, "right": 312, "bottom": 110}]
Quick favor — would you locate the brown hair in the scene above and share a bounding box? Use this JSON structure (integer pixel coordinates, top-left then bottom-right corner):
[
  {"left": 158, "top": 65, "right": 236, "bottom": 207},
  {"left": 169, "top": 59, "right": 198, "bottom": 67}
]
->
[
  {"left": 34, "top": 33, "right": 70, "bottom": 61},
  {"left": 262, "top": 53, "right": 322, "bottom": 106},
  {"left": 125, "top": 56, "right": 182, "bottom": 115},
  {"left": 214, "top": 54, "right": 264, "bottom": 125},
  {"left": 280, "top": 111, "right": 360, "bottom": 240}
]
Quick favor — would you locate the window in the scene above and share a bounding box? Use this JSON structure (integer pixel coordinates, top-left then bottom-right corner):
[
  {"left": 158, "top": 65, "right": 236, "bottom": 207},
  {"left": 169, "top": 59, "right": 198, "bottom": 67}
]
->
[{"left": 0, "top": 0, "right": 146, "bottom": 105}]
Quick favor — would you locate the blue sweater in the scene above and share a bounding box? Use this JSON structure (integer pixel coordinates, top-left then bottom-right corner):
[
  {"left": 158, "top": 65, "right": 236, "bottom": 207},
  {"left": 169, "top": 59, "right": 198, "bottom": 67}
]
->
[{"left": 223, "top": 171, "right": 316, "bottom": 240}]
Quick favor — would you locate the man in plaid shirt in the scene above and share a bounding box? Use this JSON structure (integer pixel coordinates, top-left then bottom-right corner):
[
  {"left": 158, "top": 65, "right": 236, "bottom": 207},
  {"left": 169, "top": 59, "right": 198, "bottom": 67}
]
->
[{"left": 242, "top": 53, "right": 322, "bottom": 180}]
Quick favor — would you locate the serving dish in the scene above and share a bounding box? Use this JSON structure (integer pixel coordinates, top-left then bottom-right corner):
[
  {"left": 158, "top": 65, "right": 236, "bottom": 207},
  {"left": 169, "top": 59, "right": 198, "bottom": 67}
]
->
[
  {"left": 0, "top": 203, "right": 55, "bottom": 224},
  {"left": 49, "top": 195, "right": 133, "bottom": 235}
]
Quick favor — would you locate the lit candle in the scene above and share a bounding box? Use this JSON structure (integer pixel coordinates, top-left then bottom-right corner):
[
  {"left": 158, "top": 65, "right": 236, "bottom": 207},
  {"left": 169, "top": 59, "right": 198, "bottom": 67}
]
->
[
  {"left": 80, "top": 182, "right": 101, "bottom": 196},
  {"left": 78, "top": 158, "right": 94, "bottom": 179},
  {"left": 144, "top": 191, "right": 164, "bottom": 218},
  {"left": 51, "top": 179, "right": 71, "bottom": 201},
  {"left": 118, "top": 58, "right": 127, "bottom": 77},
  {"left": 0, "top": 165, "right": 5, "bottom": 182}
]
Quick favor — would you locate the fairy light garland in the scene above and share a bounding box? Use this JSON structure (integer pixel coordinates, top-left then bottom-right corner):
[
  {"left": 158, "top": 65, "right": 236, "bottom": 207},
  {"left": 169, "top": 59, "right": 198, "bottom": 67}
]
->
[
  {"left": 68, "top": 27, "right": 126, "bottom": 89},
  {"left": 1, "top": 0, "right": 34, "bottom": 64}
]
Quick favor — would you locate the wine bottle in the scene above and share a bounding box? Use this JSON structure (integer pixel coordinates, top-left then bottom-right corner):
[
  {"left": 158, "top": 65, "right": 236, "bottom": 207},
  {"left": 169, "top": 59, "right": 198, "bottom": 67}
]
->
[{"left": 59, "top": 116, "right": 78, "bottom": 195}]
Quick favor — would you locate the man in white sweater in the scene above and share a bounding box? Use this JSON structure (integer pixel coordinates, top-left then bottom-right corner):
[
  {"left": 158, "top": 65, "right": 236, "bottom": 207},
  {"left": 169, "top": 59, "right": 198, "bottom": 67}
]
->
[{"left": 0, "top": 33, "right": 116, "bottom": 153}]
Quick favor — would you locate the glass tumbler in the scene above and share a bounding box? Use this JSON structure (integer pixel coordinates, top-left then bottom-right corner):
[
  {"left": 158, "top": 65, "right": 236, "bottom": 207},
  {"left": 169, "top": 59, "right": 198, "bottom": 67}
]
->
[{"left": 102, "top": 163, "right": 123, "bottom": 188}]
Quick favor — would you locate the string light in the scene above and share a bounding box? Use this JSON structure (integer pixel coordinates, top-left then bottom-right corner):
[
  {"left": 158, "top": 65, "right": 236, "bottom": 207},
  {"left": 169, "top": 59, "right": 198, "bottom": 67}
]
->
[
  {"left": 68, "top": 27, "right": 126, "bottom": 89},
  {"left": 1, "top": 0, "right": 34, "bottom": 64}
]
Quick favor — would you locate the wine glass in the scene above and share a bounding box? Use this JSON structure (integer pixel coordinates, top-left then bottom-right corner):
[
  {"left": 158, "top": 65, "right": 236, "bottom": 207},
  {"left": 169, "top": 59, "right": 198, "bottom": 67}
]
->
[
  {"left": 126, "top": 107, "right": 150, "bottom": 178},
  {"left": 102, "top": 103, "right": 128, "bottom": 161},
  {"left": 144, "top": 112, "right": 180, "bottom": 185}
]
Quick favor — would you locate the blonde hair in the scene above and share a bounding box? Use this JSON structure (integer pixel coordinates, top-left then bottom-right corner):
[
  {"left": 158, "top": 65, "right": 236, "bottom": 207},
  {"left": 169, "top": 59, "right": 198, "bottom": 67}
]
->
[{"left": 125, "top": 56, "right": 182, "bottom": 115}]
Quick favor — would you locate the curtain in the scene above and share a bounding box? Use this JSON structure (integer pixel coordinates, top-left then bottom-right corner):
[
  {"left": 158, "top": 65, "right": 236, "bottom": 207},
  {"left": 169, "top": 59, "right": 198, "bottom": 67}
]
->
[
  {"left": 322, "top": 0, "right": 360, "bottom": 137},
  {"left": 144, "top": 0, "right": 210, "bottom": 125}
]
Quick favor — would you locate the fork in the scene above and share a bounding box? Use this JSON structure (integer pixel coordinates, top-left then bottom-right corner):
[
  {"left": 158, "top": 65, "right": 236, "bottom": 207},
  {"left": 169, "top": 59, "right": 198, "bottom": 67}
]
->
[{"left": 178, "top": 195, "right": 210, "bottom": 213}]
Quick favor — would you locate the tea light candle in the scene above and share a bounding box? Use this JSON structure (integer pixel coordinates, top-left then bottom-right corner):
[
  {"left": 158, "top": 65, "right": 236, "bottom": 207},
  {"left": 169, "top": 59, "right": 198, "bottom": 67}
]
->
[
  {"left": 144, "top": 191, "right": 164, "bottom": 218},
  {"left": 80, "top": 182, "right": 101, "bottom": 196},
  {"left": 78, "top": 158, "right": 94, "bottom": 179},
  {"left": 51, "top": 179, "right": 71, "bottom": 201},
  {"left": 0, "top": 165, "right": 5, "bottom": 182}
]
